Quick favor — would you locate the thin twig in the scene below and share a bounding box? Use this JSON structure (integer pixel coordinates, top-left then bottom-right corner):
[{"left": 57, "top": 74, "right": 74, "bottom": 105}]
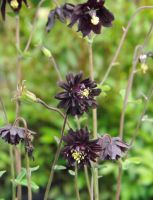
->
[
  {"left": 130, "top": 85, "right": 153, "bottom": 146},
  {"left": 24, "top": 0, "right": 46, "bottom": 52},
  {"left": 44, "top": 113, "right": 68, "bottom": 200},
  {"left": 49, "top": 56, "right": 63, "bottom": 81},
  {"left": 26, "top": 153, "right": 32, "bottom": 200},
  {"left": 15, "top": 14, "right": 22, "bottom": 200},
  {"left": 88, "top": 41, "right": 99, "bottom": 200},
  {"left": 84, "top": 165, "right": 92, "bottom": 200},
  {"left": 75, "top": 163, "right": 81, "bottom": 200},
  {"left": 0, "top": 99, "right": 16, "bottom": 200},
  {"left": 36, "top": 98, "right": 70, "bottom": 129},
  {"left": 100, "top": 6, "right": 153, "bottom": 86}
]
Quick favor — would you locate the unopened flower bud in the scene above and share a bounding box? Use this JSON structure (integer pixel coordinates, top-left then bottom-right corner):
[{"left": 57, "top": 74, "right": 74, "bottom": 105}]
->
[{"left": 41, "top": 47, "right": 52, "bottom": 58}]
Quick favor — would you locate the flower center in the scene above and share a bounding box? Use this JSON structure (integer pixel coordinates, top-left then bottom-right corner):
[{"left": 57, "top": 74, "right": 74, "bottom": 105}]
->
[
  {"left": 71, "top": 150, "right": 85, "bottom": 164},
  {"left": 10, "top": 0, "right": 19, "bottom": 9},
  {"left": 91, "top": 15, "right": 99, "bottom": 25},
  {"left": 81, "top": 88, "right": 90, "bottom": 98}
]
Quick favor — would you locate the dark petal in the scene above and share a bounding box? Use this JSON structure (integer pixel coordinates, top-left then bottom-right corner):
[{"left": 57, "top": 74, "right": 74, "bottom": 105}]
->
[
  {"left": 97, "top": 7, "right": 115, "bottom": 27},
  {"left": 63, "top": 3, "right": 74, "bottom": 18},
  {"left": 74, "top": 72, "right": 83, "bottom": 85},
  {"left": 58, "top": 81, "right": 70, "bottom": 90},
  {"left": 46, "top": 10, "right": 56, "bottom": 32},
  {"left": 55, "top": 92, "right": 69, "bottom": 100},
  {"left": 57, "top": 99, "right": 70, "bottom": 109},
  {"left": 68, "top": 13, "right": 80, "bottom": 28},
  {"left": 56, "top": 7, "right": 66, "bottom": 23},
  {"left": 1, "top": 0, "right": 6, "bottom": 20},
  {"left": 66, "top": 73, "right": 75, "bottom": 86},
  {"left": 87, "top": 0, "right": 105, "bottom": 8},
  {"left": 91, "top": 88, "right": 101, "bottom": 96},
  {"left": 91, "top": 23, "right": 101, "bottom": 34},
  {"left": 78, "top": 16, "right": 91, "bottom": 37}
]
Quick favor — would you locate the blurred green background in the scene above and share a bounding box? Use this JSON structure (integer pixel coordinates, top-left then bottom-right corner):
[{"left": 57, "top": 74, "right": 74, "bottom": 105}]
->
[{"left": 0, "top": 0, "right": 153, "bottom": 199}]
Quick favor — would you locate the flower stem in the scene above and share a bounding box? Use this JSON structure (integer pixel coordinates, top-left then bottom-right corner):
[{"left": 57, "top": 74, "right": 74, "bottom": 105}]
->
[
  {"left": 44, "top": 113, "right": 68, "bottom": 200},
  {"left": 75, "top": 163, "right": 81, "bottom": 200},
  {"left": 84, "top": 165, "right": 92, "bottom": 200},
  {"left": 9, "top": 145, "right": 16, "bottom": 200},
  {"left": 15, "top": 14, "right": 22, "bottom": 200},
  {"left": 88, "top": 41, "right": 99, "bottom": 200},
  {"left": 25, "top": 153, "right": 32, "bottom": 200}
]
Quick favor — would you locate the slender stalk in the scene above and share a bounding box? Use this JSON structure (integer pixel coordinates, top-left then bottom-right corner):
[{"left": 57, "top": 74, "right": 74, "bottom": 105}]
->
[
  {"left": 9, "top": 145, "right": 16, "bottom": 200},
  {"left": 36, "top": 98, "right": 70, "bottom": 129},
  {"left": 88, "top": 41, "right": 99, "bottom": 200},
  {"left": 24, "top": 0, "right": 46, "bottom": 52},
  {"left": 130, "top": 85, "right": 153, "bottom": 145},
  {"left": 75, "top": 163, "right": 81, "bottom": 200},
  {"left": 116, "top": 161, "right": 122, "bottom": 200},
  {"left": 15, "top": 15, "right": 22, "bottom": 200},
  {"left": 0, "top": 98, "right": 16, "bottom": 200},
  {"left": 25, "top": 153, "right": 32, "bottom": 200},
  {"left": 49, "top": 56, "right": 62, "bottom": 81},
  {"left": 84, "top": 165, "right": 92, "bottom": 200},
  {"left": 44, "top": 114, "right": 68, "bottom": 200},
  {"left": 100, "top": 6, "right": 153, "bottom": 86}
]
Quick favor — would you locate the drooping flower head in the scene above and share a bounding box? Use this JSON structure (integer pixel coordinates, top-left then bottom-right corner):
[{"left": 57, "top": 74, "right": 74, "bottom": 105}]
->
[
  {"left": 98, "top": 134, "right": 129, "bottom": 160},
  {"left": 46, "top": 0, "right": 114, "bottom": 37},
  {"left": 55, "top": 72, "right": 101, "bottom": 116},
  {"left": 1, "top": 0, "right": 29, "bottom": 20},
  {"left": 46, "top": 3, "right": 74, "bottom": 32},
  {"left": 62, "top": 128, "right": 101, "bottom": 166},
  {"left": 69, "top": 0, "right": 114, "bottom": 36}
]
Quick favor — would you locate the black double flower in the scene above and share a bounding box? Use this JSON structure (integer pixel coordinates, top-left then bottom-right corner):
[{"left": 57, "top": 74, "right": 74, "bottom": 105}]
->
[
  {"left": 98, "top": 134, "right": 129, "bottom": 160},
  {"left": 46, "top": 0, "right": 114, "bottom": 36},
  {"left": 55, "top": 72, "right": 101, "bottom": 116},
  {"left": 62, "top": 128, "right": 101, "bottom": 166},
  {"left": 69, "top": 0, "right": 115, "bottom": 37},
  {"left": 1, "top": 0, "right": 29, "bottom": 20}
]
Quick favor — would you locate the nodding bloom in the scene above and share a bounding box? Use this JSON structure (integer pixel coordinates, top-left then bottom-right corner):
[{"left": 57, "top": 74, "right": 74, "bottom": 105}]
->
[
  {"left": 98, "top": 134, "right": 129, "bottom": 160},
  {"left": 62, "top": 128, "right": 101, "bottom": 166},
  {"left": 46, "top": 3, "right": 74, "bottom": 32},
  {"left": 1, "top": 0, "right": 29, "bottom": 20},
  {"left": 0, "top": 124, "right": 35, "bottom": 157},
  {"left": 55, "top": 72, "right": 101, "bottom": 116},
  {"left": 46, "top": 0, "right": 114, "bottom": 37}
]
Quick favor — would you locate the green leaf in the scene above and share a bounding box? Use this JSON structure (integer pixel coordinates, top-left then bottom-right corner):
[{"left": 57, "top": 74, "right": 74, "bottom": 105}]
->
[
  {"left": 98, "top": 84, "right": 111, "bottom": 92},
  {"left": 54, "top": 165, "right": 66, "bottom": 170},
  {"left": 68, "top": 170, "right": 75, "bottom": 176},
  {"left": 30, "top": 166, "right": 39, "bottom": 173},
  {"left": 15, "top": 168, "right": 26, "bottom": 183},
  {"left": 16, "top": 179, "right": 39, "bottom": 190},
  {"left": 122, "top": 157, "right": 142, "bottom": 170},
  {"left": 0, "top": 171, "right": 6, "bottom": 178}
]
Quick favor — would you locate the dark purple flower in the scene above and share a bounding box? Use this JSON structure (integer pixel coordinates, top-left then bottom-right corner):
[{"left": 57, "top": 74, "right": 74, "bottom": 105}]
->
[
  {"left": 55, "top": 72, "right": 101, "bottom": 116},
  {"left": 98, "top": 134, "right": 129, "bottom": 160},
  {"left": 0, "top": 124, "right": 33, "bottom": 145},
  {"left": 69, "top": 0, "right": 114, "bottom": 37},
  {"left": 62, "top": 128, "right": 101, "bottom": 166},
  {"left": 46, "top": 3, "right": 74, "bottom": 32},
  {"left": 1, "top": 0, "right": 29, "bottom": 20}
]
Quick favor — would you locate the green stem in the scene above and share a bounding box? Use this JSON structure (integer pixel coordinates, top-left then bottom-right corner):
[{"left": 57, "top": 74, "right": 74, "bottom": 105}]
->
[
  {"left": 44, "top": 114, "right": 68, "bottom": 200},
  {"left": 25, "top": 153, "right": 32, "bottom": 200},
  {"left": 84, "top": 165, "right": 92, "bottom": 200},
  {"left": 88, "top": 41, "right": 99, "bottom": 200},
  {"left": 75, "top": 163, "right": 81, "bottom": 200},
  {"left": 9, "top": 145, "right": 16, "bottom": 200}
]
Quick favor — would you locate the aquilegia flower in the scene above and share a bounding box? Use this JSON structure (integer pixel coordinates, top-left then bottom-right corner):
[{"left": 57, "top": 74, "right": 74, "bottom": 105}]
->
[
  {"left": 0, "top": 124, "right": 33, "bottom": 145},
  {"left": 62, "top": 128, "right": 101, "bottom": 166},
  {"left": 55, "top": 72, "right": 101, "bottom": 116},
  {"left": 69, "top": 0, "right": 115, "bottom": 36},
  {"left": 46, "top": 0, "right": 114, "bottom": 36},
  {"left": 98, "top": 134, "right": 129, "bottom": 160},
  {"left": 1, "top": 0, "right": 29, "bottom": 20},
  {"left": 46, "top": 3, "right": 74, "bottom": 32}
]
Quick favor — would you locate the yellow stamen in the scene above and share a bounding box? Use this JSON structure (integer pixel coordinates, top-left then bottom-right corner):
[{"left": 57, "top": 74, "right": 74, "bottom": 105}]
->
[
  {"left": 141, "top": 63, "right": 148, "bottom": 74},
  {"left": 81, "top": 88, "right": 90, "bottom": 98},
  {"left": 72, "top": 150, "right": 84, "bottom": 163},
  {"left": 10, "top": 0, "right": 19, "bottom": 9},
  {"left": 91, "top": 15, "right": 99, "bottom": 25}
]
